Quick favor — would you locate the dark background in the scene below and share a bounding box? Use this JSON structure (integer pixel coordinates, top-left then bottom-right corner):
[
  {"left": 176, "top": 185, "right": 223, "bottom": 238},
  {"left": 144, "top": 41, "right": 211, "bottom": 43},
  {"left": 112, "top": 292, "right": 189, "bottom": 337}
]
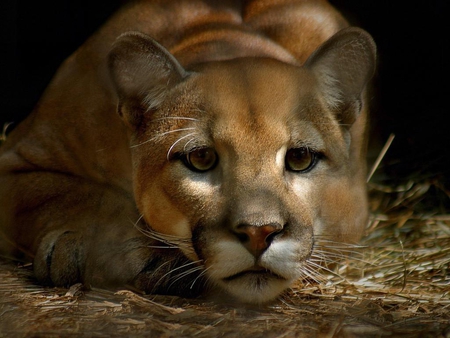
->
[{"left": 1, "top": 0, "right": 449, "bottom": 183}]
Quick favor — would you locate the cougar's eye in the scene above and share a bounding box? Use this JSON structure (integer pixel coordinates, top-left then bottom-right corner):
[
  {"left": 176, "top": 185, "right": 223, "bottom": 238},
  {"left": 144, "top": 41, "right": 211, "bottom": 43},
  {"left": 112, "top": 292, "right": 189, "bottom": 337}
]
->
[
  {"left": 285, "top": 147, "right": 316, "bottom": 172},
  {"left": 183, "top": 148, "right": 218, "bottom": 172}
]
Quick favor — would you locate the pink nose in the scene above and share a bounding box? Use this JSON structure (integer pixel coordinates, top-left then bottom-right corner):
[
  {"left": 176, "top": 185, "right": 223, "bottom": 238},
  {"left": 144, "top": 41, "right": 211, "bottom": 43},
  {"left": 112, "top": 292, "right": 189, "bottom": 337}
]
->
[{"left": 234, "top": 223, "right": 282, "bottom": 258}]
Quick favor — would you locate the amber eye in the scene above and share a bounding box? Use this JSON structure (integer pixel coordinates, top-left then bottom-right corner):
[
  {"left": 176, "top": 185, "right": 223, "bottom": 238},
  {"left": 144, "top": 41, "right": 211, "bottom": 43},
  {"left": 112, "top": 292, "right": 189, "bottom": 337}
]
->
[
  {"left": 183, "top": 148, "right": 218, "bottom": 172},
  {"left": 285, "top": 147, "right": 316, "bottom": 172}
]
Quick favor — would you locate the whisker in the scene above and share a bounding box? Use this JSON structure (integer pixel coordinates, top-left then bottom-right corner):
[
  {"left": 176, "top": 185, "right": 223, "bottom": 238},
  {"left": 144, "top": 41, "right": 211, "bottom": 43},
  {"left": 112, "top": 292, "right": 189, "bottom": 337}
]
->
[
  {"left": 183, "top": 137, "right": 197, "bottom": 152},
  {"left": 146, "top": 245, "right": 179, "bottom": 249},
  {"left": 307, "top": 260, "right": 346, "bottom": 280},
  {"left": 312, "top": 239, "right": 366, "bottom": 262},
  {"left": 132, "top": 214, "right": 145, "bottom": 228},
  {"left": 301, "top": 263, "right": 327, "bottom": 282},
  {"left": 148, "top": 259, "right": 180, "bottom": 293},
  {"left": 190, "top": 266, "right": 212, "bottom": 290},
  {"left": 154, "top": 260, "right": 202, "bottom": 289},
  {"left": 130, "top": 127, "right": 196, "bottom": 148},
  {"left": 298, "top": 266, "right": 323, "bottom": 284},
  {"left": 134, "top": 226, "right": 180, "bottom": 249},
  {"left": 312, "top": 242, "right": 368, "bottom": 264},
  {"left": 314, "top": 245, "right": 366, "bottom": 254},
  {"left": 168, "top": 266, "right": 205, "bottom": 289},
  {"left": 311, "top": 251, "right": 369, "bottom": 265},
  {"left": 313, "top": 247, "right": 364, "bottom": 255},
  {"left": 134, "top": 225, "right": 197, "bottom": 260},
  {"left": 149, "top": 259, "right": 177, "bottom": 283},
  {"left": 312, "top": 248, "right": 361, "bottom": 259},
  {"left": 309, "top": 250, "right": 344, "bottom": 266},
  {"left": 166, "top": 132, "right": 197, "bottom": 160},
  {"left": 149, "top": 117, "right": 200, "bottom": 123},
  {"left": 314, "top": 237, "right": 366, "bottom": 249},
  {"left": 149, "top": 232, "right": 190, "bottom": 246},
  {"left": 135, "top": 221, "right": 191, "bottom": 247}
]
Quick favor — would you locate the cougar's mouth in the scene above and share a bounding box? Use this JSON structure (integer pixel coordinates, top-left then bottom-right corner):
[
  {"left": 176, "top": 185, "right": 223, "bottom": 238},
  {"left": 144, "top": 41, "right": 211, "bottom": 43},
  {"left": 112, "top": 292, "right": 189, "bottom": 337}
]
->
[{"left": 223, "top": 266, "right": 286, "bottom": 282}]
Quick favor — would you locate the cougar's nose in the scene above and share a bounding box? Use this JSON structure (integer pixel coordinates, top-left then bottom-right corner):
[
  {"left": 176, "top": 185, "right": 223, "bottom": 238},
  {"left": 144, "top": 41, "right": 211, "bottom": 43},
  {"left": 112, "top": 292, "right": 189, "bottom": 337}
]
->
[{"left": 234, "top": 223, "right": 283, "bottom": 258}]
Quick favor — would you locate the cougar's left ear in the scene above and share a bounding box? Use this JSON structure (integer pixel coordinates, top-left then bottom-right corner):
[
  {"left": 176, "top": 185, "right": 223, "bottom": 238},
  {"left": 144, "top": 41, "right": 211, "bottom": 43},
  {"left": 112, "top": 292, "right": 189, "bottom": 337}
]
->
[
  {"left": 108, "top": 31, "right": 188, "bottom": 127},
  {"left": 304, "top": 27, "right": 376, "bottom": 126}
]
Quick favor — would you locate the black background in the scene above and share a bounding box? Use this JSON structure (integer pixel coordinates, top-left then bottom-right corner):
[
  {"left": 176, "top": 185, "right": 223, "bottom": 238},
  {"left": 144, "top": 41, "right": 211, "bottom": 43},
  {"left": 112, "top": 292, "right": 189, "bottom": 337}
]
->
[{"left": 1, "top": 0, "right": 449, "bottom": 182}]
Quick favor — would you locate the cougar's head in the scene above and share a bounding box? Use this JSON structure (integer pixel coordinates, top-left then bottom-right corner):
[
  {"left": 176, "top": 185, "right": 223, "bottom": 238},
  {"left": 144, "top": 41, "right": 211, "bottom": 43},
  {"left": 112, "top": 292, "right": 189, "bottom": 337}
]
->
[{"left": 109, "top": 28, "right": 376, "bottom": 304}]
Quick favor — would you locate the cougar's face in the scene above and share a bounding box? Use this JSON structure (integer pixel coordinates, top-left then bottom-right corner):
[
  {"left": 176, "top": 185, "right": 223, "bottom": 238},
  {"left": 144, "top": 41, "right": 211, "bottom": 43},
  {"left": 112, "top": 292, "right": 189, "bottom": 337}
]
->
[{"left": 131, "top": 59, "right": 367, "bottom": 304}]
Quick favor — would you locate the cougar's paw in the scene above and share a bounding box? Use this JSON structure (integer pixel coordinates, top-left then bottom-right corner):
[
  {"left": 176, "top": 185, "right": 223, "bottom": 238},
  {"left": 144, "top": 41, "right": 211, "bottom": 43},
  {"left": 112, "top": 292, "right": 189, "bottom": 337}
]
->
[{"left": 34, "top": 230, "right": 84, "bottom": 287}]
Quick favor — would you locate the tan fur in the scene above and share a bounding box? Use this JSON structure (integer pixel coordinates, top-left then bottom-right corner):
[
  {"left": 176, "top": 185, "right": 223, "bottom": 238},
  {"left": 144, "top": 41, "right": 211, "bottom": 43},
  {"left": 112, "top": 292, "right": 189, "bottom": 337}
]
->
[{"left": 0, "top": 0, "right": 376, "bottom": 303}]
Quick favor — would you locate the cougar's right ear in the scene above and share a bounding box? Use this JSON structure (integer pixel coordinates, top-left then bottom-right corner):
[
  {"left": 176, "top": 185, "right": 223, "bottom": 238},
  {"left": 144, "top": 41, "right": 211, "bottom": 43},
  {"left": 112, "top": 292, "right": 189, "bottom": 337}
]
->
[
  {"left": 304, "top": 27, "right": 376, "bottom": 127},
  {"left": 108, "top": 31, "right": 188, "bottom": 127}
]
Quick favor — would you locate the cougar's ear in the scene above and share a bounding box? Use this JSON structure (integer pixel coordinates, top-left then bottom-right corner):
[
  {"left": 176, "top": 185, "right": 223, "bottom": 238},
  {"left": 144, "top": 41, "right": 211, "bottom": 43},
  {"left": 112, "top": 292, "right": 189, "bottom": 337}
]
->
[
  {"left": 108, "top": 31, "right": 188, "bottom": 127},
  {"left": 304, "top": 27, "right": 376, "bottom": 126}
]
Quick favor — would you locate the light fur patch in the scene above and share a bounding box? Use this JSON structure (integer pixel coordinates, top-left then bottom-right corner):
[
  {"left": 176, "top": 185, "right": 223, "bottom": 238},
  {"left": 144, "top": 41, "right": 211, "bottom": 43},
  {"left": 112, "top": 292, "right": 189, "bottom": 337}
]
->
[
  {"left": 260, "top": 240, "right": 303, "bottom": 280},
  {"left": 207, "top": 240, "right": 254, "bottom": 280},
  {"left": 290, "top": 176, "right": 313, "bottom": 199},
  {"left": 276, "top": 145, "right": 287, "bottom": 169}
]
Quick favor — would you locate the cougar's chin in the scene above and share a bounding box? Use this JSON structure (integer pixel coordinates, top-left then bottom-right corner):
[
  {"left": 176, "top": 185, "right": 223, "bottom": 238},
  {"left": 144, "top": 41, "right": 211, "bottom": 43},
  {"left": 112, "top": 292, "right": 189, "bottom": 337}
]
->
[
  {"left": 204, "top": 239, "right": 310, "bottom": 304},
  {"left": 217, "top": 269, "right": 293, "bottom": 304}
]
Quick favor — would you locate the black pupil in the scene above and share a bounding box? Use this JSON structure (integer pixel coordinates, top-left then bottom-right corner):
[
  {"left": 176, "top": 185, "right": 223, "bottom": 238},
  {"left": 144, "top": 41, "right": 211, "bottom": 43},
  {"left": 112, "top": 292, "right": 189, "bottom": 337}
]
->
[
  {"left": 286, "top": 147, "right": 313, "bottom": 171},
  {"left": 188, "top": 148, "right": 216, "bottom": 171}
]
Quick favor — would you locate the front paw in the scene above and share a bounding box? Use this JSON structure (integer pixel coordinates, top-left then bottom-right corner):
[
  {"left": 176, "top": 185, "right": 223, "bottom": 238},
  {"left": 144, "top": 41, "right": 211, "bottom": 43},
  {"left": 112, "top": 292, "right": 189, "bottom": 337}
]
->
[
  {"left": 34, "top": 230, "right": 84, "bottom": 287},
  {"left": 33, "top": 231, "right": 207, "bottom": 298}
]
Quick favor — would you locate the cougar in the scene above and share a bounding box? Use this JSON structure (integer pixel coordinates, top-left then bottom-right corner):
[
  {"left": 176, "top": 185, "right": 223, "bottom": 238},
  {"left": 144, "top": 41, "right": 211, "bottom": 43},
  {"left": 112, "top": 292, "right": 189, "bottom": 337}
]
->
[{"left": 0, "top": 0, "right": 376, "bottom": 304}]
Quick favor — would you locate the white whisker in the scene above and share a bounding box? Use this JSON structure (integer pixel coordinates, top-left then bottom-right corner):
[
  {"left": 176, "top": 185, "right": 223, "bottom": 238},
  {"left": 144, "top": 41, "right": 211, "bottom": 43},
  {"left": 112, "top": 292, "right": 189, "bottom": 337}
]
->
[
  {"left": 307, "top": 260, "right": 343, "bottom": 278},
  {"left": 183, "top": 137, "right": 197, "bottom": 152},
  {"left": 132, "top": 214, "right": 145, "bottom": 228},
  {"left": 150, "top": 259, "right": 177, "bottom": 282},
  {"left": 154, "top": 260, "right": 202, "bottom": 288},
  {"left": 135, "top": 221, "right": 191, "bottom": 246},
  {"left": 314, "top": 238, "right": 366, "bottom": 248},
  {"left": 312, "top": 251, "right": 367, "bottom": 265},
  {"left": 300, "top": 267, "right": 324, "bottom": 284},
  {"left": 166, "top": 132, "right": 197, "bottom": 160},
  {"left": 190, "top": 266, "right": 212, "bottom": 290},
  {"left": 168, "top": 266, "right": 205, "bottom": 288},
  {"left": 149, "top": 117, "right": 200, "bottom": 123},
  {"left": 130, "top": 128, "right": 196, "bottom": 148}
]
